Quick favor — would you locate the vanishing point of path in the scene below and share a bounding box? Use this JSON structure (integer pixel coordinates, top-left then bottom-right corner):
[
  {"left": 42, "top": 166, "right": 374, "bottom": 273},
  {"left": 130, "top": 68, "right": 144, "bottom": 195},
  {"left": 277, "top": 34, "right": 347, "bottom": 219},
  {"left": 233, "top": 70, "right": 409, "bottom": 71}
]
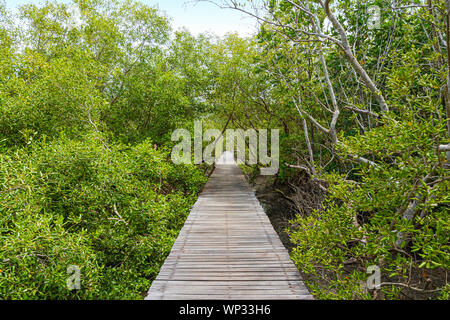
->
[{"left": 146, "top": 163, "right": 313, "bottom": 300}]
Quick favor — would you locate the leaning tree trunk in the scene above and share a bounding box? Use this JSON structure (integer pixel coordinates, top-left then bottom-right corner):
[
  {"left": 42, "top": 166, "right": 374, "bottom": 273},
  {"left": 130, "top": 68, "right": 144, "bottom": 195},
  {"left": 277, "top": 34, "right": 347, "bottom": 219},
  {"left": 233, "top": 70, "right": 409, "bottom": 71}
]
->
[
  {"left": 321, "top": 0, "right": 389, "bottom": 113},
  {"left": 445, "top": 0, "right": 450, "bottom": 164}
]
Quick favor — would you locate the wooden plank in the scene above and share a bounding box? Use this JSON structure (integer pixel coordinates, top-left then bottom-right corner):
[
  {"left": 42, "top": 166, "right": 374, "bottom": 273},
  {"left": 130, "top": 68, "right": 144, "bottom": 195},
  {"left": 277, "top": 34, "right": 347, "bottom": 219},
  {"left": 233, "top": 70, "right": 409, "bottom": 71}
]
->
[
  {"left": 160, "top": 263, "right": 298, "bottom": 267},
  {"left": 150, "top": 280, "right": 308, "bottom": 287},
  {"left": 156, "top": 267, "right": 300, "bottom": 272},
  {"left": 146, "top": 294, "right": 314, "bottom": 300},
  {"left": 148, "top": 288, "right": 311, "bottom": 296},
  {"left": 154, "top": 275, "right": 303, "bottom": 281}
]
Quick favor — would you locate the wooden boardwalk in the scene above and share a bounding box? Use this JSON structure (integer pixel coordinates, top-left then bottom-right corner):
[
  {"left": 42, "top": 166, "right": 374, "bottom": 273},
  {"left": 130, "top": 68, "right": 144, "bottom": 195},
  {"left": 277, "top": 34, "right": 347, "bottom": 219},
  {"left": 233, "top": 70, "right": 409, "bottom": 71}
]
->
[{"left": 145, "top": 164, "right": 313, "bottom": 300}]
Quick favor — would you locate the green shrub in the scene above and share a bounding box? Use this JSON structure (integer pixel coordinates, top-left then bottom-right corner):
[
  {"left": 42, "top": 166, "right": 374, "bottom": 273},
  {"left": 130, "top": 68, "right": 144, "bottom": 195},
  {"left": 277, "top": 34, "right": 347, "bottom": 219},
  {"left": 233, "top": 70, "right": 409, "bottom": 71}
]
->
[
  {"left": 0, "top": 134, "right": 206, "bottom": 299},
  {"left": 289, "top": 116, "right": 449, "bottom": 300}
]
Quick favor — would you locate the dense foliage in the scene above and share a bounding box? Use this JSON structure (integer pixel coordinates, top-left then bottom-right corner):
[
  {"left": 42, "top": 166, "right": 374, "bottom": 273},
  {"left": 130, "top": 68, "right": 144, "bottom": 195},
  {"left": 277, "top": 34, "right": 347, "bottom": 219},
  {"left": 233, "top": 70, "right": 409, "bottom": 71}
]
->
[
  {"left": 0, "top": 136, "right": 205, "bottom": 299},
  {"left": 0, "top": 0, "right": 208, "bottom": 299},
  {"left": 1, "top": 0, "right": 448, "bottom": 300}
]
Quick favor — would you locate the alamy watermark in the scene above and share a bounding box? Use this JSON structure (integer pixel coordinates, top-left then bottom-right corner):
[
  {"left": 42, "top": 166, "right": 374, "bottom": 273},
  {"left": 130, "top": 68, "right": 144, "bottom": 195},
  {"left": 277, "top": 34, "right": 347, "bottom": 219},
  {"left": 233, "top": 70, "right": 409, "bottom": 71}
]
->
[
  {"left": 67, "top": 265, "right": 81, "bottom": 290},
  {"left": 66, "top": 4, "right": 84, "bottom": 30},
  {"left": 367, "top": 5, "right": 381, "bottom": 30},
  {"left": 171, "top": 121, "right": 279, "bottom": 175},
  {"left": 366, "top": 265, "right": 381, "bottom": 290}
]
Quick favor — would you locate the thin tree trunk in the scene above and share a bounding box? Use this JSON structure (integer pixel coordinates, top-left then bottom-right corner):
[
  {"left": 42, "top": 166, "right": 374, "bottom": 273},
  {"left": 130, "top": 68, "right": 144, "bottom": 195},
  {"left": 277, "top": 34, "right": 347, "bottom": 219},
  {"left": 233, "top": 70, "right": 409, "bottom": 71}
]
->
[
  {"left": 321, "top": 0, "right": 389, "bottom": 113},
  {"left": 445, "top": 0, "right": 450, "bottom": 163},
  {"left": 302, "top": 118, "right": 316, "bottom": 175}
]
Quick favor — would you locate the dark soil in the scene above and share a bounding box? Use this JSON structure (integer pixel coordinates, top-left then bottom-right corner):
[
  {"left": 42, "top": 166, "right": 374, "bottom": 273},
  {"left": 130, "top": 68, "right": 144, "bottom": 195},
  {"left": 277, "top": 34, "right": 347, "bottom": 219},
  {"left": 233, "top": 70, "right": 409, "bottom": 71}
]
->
[{"left": 250, "top": 175, "right": 298, "bottom": 251}]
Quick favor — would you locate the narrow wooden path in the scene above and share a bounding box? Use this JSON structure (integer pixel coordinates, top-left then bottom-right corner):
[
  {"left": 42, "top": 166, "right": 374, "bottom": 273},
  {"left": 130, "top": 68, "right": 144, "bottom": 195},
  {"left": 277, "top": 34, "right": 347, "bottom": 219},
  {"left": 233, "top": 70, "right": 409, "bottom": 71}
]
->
[{"left": 146, "top": 164, "right": 313, "bottom": 300}]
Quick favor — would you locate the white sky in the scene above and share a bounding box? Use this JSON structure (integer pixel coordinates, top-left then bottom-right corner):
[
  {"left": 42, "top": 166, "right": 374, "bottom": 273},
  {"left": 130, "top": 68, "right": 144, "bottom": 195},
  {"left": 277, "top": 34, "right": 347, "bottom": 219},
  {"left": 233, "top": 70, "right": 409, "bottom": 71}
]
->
[{"left": 4, "top": 0, "right": 259, "bottom": 37}]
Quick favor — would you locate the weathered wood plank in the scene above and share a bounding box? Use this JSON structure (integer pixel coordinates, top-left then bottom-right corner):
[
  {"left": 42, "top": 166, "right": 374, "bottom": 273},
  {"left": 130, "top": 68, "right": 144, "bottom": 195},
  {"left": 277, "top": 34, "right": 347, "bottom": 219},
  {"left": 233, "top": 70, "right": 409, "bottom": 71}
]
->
[
  {"left": 146, "top": 294, "right": 314, "bottom": 300},
  {"left": 150, "top": 280, "right": 308, "bottom": 286}
]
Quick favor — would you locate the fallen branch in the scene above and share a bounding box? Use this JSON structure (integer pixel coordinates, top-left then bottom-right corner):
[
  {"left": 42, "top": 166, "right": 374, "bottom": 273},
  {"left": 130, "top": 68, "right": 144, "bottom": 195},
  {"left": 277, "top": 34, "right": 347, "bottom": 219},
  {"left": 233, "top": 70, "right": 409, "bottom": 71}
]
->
[
  {"left": 275, "top": 188, "right": 297, "bottom": 205},
  {"left": 285, "top": 163, "right": 329, "bottom": 192},
  {"left": 380, "top": 282, "right": 442, "bottom": 293}
]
